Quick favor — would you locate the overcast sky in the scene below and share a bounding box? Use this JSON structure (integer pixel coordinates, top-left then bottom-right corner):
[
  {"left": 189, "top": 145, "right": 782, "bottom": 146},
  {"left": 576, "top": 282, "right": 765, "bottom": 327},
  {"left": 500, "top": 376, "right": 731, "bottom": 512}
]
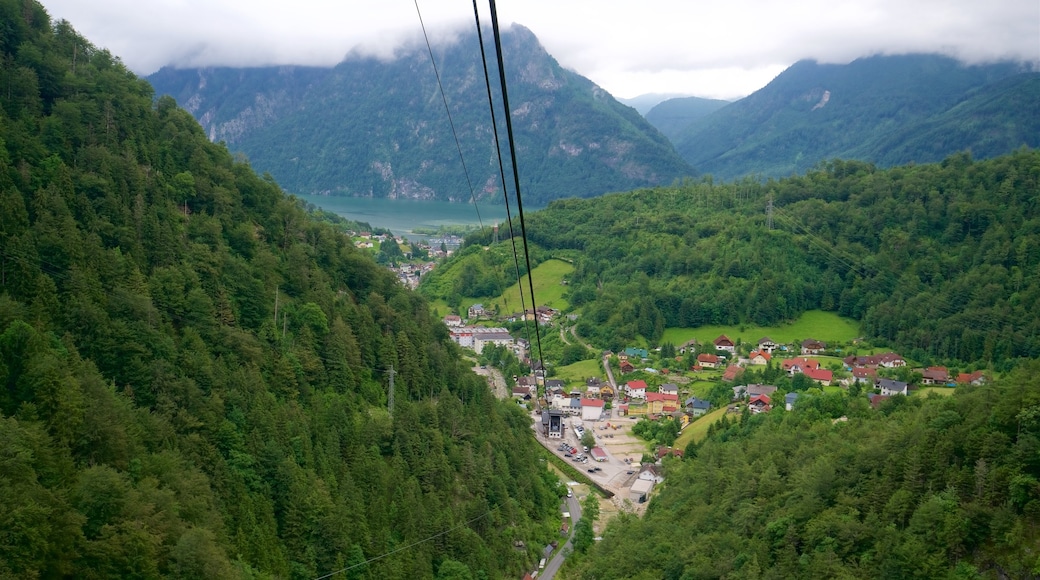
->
[{"left": 39, "top": 0, "right": 1040, "bottom": 101}]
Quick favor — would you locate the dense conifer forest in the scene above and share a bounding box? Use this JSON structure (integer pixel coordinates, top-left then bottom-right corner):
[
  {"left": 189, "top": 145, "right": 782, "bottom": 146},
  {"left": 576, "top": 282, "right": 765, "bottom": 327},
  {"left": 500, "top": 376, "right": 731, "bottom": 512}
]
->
[
  {"left": 568, "top": 369, "right": 1040, "bottom": 579},
  {"left": 0, "top": 2, "right": 560, "bottom": 577}
]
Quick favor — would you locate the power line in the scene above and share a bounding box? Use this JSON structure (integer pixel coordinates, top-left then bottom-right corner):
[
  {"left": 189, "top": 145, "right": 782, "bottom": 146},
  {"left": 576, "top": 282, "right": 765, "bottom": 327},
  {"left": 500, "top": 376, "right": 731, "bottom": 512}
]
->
[
  {"left": 486, "top": 0, "right": 545, "bottom": 372},
  {"left": 470, "top": 0, "right": 536, "bottom": 358},
  {"left": 412, "top": 0, "right": 485, "bottom": 234},
  {"left": 312, "top": 511, "right": 491, "bottom": 580}
]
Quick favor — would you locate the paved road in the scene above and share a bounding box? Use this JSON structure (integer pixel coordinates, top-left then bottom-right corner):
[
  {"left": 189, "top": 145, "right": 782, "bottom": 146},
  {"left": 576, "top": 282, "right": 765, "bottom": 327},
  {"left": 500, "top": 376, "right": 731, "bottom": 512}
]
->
[{"left": 540, "top": 494, "right": 581, "bottom": 579}]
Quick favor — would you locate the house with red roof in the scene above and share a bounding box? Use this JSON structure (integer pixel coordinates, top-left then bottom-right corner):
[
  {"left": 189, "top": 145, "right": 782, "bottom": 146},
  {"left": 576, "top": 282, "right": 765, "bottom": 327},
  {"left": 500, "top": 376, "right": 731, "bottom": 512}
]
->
[
  {"left": 921, "top": 366, "right": 950, "bottom": 385},
  {"left": 646, "top": 391, "right": 679, "bottom": 414},
  {"left": 782, "top": 357, "right": 820, "bottom": 376},
  {"left": 748, "top": 350, "right": 772, "bottom": 365},
  {"left": 697, "top": 353, "right": 720, "bottom": 369},
  {"left": 957, "top": 370, "right": 987, "bottom": 385},
  {"left": 749, "top": 394, "right": 772, "bottom": 413},
  {"left": 850, "top": 367, "right": 877, "bottom": 384},
  {"left": 625, "top": 380, "right": 648, "bottom": 399},
  {"left": 844, "top": 352, "right": 906, "bottom": 368},
  {"left": 722, "top": 364, "right": 744, "bottom": 382},
  {"left": 803, "top": 367, "right": 833, "bottom": 386},
  {"left": 580, "top": 398, "right": 605, "bottom": 421},
  {"left": 714, "top": 334, "right": 736, "bottom": 353}
]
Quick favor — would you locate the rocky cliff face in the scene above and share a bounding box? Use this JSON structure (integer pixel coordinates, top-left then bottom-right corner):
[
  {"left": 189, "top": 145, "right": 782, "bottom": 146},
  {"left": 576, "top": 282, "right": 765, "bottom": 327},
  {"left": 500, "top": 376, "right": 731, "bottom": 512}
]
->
[{"left": 147, "top": 25, "right": 693, "bottom": 204}]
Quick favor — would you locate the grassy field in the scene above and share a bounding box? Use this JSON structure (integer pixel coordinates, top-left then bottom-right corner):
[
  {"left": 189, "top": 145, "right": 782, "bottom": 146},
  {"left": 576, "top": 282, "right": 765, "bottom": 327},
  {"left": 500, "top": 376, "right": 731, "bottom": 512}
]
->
[
  {"left": 685, "top": 380, "right": 716, "bottom": 399},
  {"left": 487, "top": 259, "right": 574, "bottom": 314},
  {"left": 426, "top": 258, "right": 573, "bottom": 318},
  {"left": 675, "top": 407, "right": 728, "bottom": 449},
  {"left": 555, "top": 359, "right": 604, "bottom": 385},
  {"left": 661, "top": 310, "right": 861, "bottom": 348},
  {"left": 916, "top": 387, "right": 956, "bottom": 397}
]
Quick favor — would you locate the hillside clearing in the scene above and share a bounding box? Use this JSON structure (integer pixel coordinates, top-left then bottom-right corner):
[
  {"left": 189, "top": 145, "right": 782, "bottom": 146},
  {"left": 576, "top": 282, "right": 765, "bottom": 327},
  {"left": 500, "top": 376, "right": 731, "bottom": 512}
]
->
[{"left": 661, "top": 310, "right": 861, "bottom": 347}]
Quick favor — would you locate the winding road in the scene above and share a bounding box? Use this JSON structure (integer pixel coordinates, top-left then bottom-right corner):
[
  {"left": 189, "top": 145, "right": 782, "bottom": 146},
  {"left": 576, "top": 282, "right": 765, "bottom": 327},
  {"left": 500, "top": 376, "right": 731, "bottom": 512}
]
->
[{"left": 539, "top": 494, "right": 581, "bottom": 579}]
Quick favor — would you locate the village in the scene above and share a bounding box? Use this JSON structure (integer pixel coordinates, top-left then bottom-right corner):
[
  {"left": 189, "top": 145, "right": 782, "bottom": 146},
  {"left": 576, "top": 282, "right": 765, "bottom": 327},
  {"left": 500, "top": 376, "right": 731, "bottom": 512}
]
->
[{"left": 441, "top": 306, "right": 990, "bottom": 511}]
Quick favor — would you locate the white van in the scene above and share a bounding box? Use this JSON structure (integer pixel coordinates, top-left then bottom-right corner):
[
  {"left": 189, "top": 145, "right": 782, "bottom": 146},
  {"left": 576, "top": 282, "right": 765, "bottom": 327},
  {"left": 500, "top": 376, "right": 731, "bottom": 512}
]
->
[{"left": 539, "top": 558, "right": 547, "bottom": 569}]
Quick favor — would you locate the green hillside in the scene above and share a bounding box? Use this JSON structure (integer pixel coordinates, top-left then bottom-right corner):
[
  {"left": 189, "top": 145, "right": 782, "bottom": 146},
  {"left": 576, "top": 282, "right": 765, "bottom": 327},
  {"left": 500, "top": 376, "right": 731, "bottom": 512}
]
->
[
  {"left": 570, "top": 370, "right": 1040, "bottom": 578},
  {"left": 507, "top": 149, "right": 1040, "bottom": 367},
  {"left": 0, "top": 3, "right": 558, "bottom": 577},
  {"left": 644, "top": 95, "right": 731, "bottom": 142}
]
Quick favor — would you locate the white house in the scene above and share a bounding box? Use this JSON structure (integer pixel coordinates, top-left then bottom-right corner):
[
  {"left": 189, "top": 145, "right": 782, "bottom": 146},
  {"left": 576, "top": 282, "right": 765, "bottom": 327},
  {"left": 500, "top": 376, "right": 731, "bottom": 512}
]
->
[
  {"left": 625, "top": 380, "right": 648, "bottom": 399},
  {"left": 877, "top": 378, "right": 909, "bottom": 396},
  {"left": 581, "top": 398, "right": 605, "bottom": 422}
]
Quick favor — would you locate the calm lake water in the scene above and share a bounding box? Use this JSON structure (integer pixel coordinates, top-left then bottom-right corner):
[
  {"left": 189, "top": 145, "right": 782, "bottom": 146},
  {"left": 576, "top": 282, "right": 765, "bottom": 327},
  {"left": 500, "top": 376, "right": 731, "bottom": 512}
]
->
[{"left": 295, "top": 195, "right": 523, "bottom": 241}]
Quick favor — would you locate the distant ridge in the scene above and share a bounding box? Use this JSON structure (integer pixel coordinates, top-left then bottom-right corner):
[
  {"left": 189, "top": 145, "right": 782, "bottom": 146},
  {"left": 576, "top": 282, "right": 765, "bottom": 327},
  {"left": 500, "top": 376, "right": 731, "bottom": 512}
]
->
[
  {"left": 671, "top": 54, "right": 1039, "bottom": 180},
  {"left": 148, "top": 25, "right": 694, "bottom": 205},
  {"left": 617, "top": 93, "right": 695, "bottom": 115},
  {"left": 644, "top": 96, "right": 730, "bottom": 141}
]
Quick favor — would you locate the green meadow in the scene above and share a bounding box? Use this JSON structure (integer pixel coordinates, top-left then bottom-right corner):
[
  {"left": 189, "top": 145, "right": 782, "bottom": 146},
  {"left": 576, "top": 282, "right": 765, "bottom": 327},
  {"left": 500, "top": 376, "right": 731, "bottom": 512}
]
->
[
  {"left": 487, "top": 258, "right": 574, "bottom": 314},
  {"left": 555, "top": 359, "right": 605, "bottom": 386},
  {"left": 661, "top": 310, "right": 861, "bottom": 348},
  {"left": 675, "top": 407, "right": 728, "bottom": 449}
]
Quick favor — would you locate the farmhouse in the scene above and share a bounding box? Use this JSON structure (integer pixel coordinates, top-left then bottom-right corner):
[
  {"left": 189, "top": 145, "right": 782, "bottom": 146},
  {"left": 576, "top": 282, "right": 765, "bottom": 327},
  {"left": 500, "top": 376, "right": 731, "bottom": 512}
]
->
[
  {"left": 801, "top": 338, "right": 827, "bottom": 355},
  {"left": 803, "top": 367, "right": 833, "bottom": 386},
  {"left": 722, "top": 365, "right": 744, "bottom": 382},
  {"left": 957, "top": 370, "right": 986, "bottom": 385},
  {"left": 877, "top": 378, "right": 909, "bottom": 396},
  {"left": 783, "top": 357, "right": 820, "bottom": 376},
  {"left": 696, "top": 353, "right": 720, "bottom": 369},
  {"left": 757, "top": 337, "right": 780, "bottom": 353},
  {"left": 920, "top": 366, "right": 950, "bottom": 385},
  {"left": 843, "top": 352, "right": 906, "bottom": 368},
  {"left": 714, "top": 335, "right": 736, "bottom": 353},
  {"left": 748, "top": 350, "right": 772, "bottom": 365},
  {"left": 749, "top": 394, "right": 772, "bottom": 413}
]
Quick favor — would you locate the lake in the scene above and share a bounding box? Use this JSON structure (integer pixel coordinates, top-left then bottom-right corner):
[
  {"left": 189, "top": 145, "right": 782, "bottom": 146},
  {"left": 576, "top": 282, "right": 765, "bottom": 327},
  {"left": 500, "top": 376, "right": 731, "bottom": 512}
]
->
[{"left": 295, "top": 195, "right": 523, "bottom": 241}]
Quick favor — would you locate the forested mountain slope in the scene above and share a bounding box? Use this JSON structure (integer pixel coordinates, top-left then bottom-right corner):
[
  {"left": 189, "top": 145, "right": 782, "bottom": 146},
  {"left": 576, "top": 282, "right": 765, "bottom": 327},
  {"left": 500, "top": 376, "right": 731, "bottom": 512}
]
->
[
  {"left": 147, "top": 25, "right": 693, "bottom": 205},
  {"left": 569, "top": 369, "right": 1040, "bottom": 578},
  {"left": 644, "top": 95, "right": 730, "bottom": 142},
  {"left": 448, "top": 149, "right": 1040, "bottom": 367},
  {"left": 672, "top": 55, "right": 1038, "bottom": 180},
  {"left": 0, "top": 2, "right": 559, "bottom": 577}
]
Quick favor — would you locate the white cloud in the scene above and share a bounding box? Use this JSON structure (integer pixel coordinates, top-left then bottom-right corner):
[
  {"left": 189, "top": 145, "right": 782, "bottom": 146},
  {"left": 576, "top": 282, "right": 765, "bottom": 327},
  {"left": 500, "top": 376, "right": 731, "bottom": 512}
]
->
[{"left": 40, "top": 0, "right": 1040, "bottom": 99}]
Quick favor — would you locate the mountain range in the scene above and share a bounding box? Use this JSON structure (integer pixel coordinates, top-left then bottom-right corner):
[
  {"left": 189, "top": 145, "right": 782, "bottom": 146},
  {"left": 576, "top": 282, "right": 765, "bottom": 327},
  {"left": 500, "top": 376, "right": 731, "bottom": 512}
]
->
[
  {"left": 150, "top": 31, "right": 1037, "bottom": 202},
  {"left": 147, "top": 25, "right": 693, "bottom": 206},
  {"left": 668, "top": 54, "right": 1039, "bottom": 179}
]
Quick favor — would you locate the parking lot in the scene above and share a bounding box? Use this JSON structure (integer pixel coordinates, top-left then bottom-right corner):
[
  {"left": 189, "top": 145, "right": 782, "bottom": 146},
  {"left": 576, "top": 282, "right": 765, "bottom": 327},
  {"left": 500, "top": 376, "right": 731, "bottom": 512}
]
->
[{"left": 534, "top": 411, "right": 649, "bottom": 496}]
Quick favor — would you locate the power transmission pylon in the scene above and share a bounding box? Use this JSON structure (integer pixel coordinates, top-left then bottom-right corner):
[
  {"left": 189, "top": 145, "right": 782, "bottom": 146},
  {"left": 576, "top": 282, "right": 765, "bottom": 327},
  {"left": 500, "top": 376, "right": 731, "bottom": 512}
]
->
[
  {"left": 387, "top": 365, "right": 396, "bottom": 417},
  {"left": 766, "top": 194, "right": 774, "bottom": 230}
]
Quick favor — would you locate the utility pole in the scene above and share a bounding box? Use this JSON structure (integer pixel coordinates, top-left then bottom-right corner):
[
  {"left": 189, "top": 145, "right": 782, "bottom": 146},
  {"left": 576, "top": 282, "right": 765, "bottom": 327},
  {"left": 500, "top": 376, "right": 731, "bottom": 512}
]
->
[
  {"left": 387, "top": 365, "right": 396, "bottom": 417},
  {"left": 766, "top": 194, "right": 774, "bottom": 231}
]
